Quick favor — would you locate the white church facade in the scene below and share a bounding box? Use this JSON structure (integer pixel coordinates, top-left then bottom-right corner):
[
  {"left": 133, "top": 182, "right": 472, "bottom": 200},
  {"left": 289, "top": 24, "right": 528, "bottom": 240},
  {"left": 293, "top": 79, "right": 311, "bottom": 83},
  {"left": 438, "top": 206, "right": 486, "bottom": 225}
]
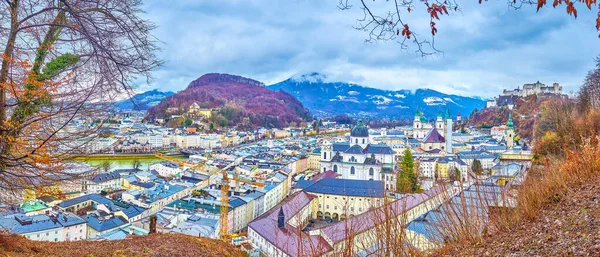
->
[{"left": 319, "top": 121, "right": 396, "bottom": 182}]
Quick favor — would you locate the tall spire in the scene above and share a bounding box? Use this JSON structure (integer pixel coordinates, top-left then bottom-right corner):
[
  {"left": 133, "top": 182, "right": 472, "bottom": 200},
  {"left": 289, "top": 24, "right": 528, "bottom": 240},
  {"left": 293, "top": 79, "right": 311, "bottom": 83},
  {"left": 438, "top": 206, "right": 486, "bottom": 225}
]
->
[
  {"left": 445, "top": 108, "right": 451, "bottom": 120},
  {"left": 277, "top": 207, "right": 285, "bottom": 228},
  {"left": 507, "top": 113, "right": 514, "bottom": 129}
]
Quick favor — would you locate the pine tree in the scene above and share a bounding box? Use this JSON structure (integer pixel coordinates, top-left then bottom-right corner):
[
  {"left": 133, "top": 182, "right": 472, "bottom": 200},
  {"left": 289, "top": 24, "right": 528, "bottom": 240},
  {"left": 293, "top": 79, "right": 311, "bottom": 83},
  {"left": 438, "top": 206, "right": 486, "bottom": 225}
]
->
[
  {"left": 396, "top": 148, "right": 420, "bottom": 193},
  {"left": 472, "top": 159, "right": 484, "bottom": 175}
]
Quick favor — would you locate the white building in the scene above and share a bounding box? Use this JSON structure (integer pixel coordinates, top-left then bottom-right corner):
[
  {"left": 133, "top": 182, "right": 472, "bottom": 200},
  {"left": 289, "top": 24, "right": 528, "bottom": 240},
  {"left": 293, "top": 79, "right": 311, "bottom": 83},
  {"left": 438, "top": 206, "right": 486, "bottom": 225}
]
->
[
  {"left": 84, "top": 171, "right": 123, "bottom": 194},
  {"left": 149, "top": 161, "right": 182, "bottom": 177},
  {"left": 320, "top": 121, "right": 396, "bottom": 181},
  {"left": 0, "top": 213, "right": 87, "bottom": 242}
]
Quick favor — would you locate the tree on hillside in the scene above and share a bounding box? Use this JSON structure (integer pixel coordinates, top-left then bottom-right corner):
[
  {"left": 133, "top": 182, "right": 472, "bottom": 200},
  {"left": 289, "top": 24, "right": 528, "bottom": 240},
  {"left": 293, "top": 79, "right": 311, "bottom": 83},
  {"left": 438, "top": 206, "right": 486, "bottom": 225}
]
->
[
  {"left": 340, "top": 0, "right": 600, "bottom": 56},
  {"left": 579, "top": 55, "right": 600, "bottom": 112},
  {"left": 184, "top": 118, "right": 193, "bottom": 127},
  {"left": 472, "top": 159, "right": 483, "bottom": 175},
  {"left": 0, "top": 0, "right": 160, "bottom": 195},
  {"left": 396, "top": 148, "right": 420, "bottom": 193}
]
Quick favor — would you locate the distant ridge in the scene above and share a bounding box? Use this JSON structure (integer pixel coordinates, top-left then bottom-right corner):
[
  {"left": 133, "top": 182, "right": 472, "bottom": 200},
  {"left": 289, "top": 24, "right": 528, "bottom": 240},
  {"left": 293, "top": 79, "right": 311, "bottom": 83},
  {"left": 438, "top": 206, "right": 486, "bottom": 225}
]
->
[
  {"left": 268, "top": 72, "right": 486, "bottom": 119},
  {"left": 114, "top": 89, "right": 174, "bottom": 110}
]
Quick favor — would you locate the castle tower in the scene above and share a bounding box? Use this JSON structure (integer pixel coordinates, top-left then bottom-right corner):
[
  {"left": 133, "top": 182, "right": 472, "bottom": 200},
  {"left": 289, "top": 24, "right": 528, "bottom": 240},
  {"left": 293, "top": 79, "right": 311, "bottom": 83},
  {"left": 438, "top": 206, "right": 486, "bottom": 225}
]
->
[
  {"left": 456, "top": 113, "right": 461, "bottom": 122},
  {"left": 506, "top": 113, "right": 515, "bottom": 149}
]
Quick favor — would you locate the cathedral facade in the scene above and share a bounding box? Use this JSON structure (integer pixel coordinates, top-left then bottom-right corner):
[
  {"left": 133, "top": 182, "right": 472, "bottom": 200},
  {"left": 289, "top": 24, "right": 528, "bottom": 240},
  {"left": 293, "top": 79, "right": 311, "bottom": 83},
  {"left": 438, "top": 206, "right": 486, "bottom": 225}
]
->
[{"left": 320, "top": 121, "right": 396, "bottom": 182}]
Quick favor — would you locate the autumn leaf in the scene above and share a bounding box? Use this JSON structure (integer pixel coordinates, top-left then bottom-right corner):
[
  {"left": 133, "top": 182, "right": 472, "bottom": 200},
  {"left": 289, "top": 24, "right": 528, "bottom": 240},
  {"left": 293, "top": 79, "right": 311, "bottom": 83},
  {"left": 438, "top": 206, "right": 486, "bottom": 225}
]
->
[
  {"left": 431, "top": 21, "right": 438, "bottom": 35},
  {"left": 584, "top": 0, "right": 595, "bottom": 9},
  {"left": 401, "top": 24, "right": 411, "bottom": 39},
  {"left": 537, "top": 0, "right": 547, "bottom": 11},
  {"left": 553, "top": 0, "right": 561, "bottom": 8}
]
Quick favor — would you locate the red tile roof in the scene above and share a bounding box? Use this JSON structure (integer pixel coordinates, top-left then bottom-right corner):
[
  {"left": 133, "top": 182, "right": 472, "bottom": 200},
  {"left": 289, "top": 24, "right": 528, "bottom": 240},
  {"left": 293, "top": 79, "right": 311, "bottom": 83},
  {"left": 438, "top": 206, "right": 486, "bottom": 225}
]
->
[{"left": 248, "top": 191, "right": 331, "bottom": 257}]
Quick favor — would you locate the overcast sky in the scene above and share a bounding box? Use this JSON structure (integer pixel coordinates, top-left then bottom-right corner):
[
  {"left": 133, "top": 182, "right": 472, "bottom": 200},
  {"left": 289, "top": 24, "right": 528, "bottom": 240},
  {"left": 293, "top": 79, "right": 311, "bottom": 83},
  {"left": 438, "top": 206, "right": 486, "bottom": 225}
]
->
[{"left": 141, "top": 0, "right": 600, "bottom": 97}]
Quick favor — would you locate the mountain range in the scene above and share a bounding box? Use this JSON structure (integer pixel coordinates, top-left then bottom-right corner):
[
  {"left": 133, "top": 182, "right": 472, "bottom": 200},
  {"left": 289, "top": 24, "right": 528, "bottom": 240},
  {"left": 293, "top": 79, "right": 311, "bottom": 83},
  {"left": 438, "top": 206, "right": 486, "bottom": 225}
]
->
[
  {"left": 114, "top": 89, "right": 174, "bottom": 110},
  {"left": 267, "top": 73, "right": 486, "bottom": 119},
  {"left": 146, "top": 73, "right": 311, "bottom": 128}
]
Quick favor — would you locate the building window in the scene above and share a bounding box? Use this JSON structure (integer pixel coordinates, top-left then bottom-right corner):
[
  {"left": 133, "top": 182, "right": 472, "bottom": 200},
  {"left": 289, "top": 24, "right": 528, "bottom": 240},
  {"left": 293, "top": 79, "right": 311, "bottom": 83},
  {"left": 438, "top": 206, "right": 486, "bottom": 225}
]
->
[
  {"left": 362, "top": 139, "right": 365, "bottom": 144},
  {"left": 333, "top": 165, "right": 338, "bottom": 173},
  {"left": 324, "top": 152, "right": 327, "bottom": 160},
  {"left": 326, "top": 205, "right": 329, "bottom": 209},
  {"left": 369, "top": 168, "right": 374, "bottom": 176},
  {"left": 350, "top": 166, "right": 355, "bottom": 175}
]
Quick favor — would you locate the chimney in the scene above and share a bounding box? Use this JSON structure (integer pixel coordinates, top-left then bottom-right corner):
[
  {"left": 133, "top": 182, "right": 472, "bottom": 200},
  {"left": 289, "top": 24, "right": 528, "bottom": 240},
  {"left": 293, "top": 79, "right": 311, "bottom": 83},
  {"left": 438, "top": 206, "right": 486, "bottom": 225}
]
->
[{"left": 277, "top": 207, "right": 285, "bottom": 228}]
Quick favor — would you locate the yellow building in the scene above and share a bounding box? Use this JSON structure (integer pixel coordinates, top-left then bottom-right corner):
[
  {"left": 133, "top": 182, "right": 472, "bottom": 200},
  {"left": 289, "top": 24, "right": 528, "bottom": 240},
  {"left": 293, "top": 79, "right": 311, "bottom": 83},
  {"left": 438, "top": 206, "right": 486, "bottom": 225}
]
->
[
  {"left": 308, "top": 149, "right": 321, "bottom": 171},
  {"left": 248, "top": 185, "right": 451, "bottom": 257},
  {"left": 271, "top": 129, "right": 291, "bottom": 139},
  {"left": 197, "top": 109, "right": 212, "bottom": 119},
  {"left": 24, "top": 185, "right": 63, "bottom": 202},
  {"left": 302, "top": 178, "right": 386, "bottom": 220},
  {"left": 435, "top": 160, "right": 450, "bottom": 179},
  {"left": 295, "top": 156, "right": 309, "bottom": 174}
]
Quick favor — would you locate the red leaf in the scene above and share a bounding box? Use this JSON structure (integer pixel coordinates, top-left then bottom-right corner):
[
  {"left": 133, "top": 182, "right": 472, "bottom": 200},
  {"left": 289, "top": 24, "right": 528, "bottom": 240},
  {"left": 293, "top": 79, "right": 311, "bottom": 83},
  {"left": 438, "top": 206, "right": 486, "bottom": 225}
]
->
[{"left": 537, "top": 0, "right": 546, "bottom": 11}]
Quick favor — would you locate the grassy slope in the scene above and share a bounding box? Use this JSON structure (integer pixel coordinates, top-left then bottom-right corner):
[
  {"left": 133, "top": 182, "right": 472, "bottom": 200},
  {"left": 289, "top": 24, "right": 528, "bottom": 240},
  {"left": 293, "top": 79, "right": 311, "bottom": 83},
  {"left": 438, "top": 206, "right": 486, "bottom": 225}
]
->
[
  {"left": 437, "top": 168, "right": 600, "bottom": 256},
  {"left": 0, "top": 233, "right": 246, "bottom": 257}
]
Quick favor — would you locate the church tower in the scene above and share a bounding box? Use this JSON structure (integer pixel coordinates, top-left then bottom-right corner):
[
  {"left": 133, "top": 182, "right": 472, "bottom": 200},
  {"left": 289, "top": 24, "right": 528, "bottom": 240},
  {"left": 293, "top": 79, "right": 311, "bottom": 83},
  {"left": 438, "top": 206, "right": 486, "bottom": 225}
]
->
[
  {"left": 321, "top": 140, "right": 332, "bottom": 162},
  {"left": 413, "top": 109, "right": 422, "bottom": 130},
  {"left": 506, "top": 113, "right": 515, "bottom": 149},
  {"left": 350, "top": 120, "right": 370, "bottom": 148},
  {"left": 445, "top": 109, "right": 453, "bottom": 154},
  {"left": 435, "top": 110, "right": 445, "bottom": 136}
]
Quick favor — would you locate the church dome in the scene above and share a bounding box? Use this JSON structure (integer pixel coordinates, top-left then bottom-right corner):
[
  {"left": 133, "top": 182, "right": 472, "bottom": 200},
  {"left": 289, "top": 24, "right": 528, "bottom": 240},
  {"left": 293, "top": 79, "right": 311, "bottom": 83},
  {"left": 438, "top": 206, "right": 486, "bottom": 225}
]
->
[{"left": 351, "top": 121, "right": 369, "bottom": 137}]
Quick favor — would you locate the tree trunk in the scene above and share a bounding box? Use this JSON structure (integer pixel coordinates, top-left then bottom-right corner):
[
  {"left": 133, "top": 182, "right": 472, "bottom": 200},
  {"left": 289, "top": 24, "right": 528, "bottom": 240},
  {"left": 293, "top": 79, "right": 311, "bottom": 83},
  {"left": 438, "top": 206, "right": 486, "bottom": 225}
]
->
[{"left": 0, "top": 0, "right": 19, "bottom": 124}]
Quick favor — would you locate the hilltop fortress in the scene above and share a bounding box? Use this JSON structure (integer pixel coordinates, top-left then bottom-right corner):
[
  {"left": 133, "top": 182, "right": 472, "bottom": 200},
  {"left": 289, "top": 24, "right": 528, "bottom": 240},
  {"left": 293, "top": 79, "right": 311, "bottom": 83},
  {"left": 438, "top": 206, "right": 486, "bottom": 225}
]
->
[{"left": 487, "top": 81, "right": 564, "bottom": 109}]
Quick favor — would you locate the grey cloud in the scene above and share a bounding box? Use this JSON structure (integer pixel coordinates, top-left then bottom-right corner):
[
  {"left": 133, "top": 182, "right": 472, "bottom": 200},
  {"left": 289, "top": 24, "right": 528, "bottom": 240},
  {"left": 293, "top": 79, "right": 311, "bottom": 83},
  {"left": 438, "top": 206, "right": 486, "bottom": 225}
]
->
[{"left": 141, "top": 0, "right": 600, "bottom": 97}]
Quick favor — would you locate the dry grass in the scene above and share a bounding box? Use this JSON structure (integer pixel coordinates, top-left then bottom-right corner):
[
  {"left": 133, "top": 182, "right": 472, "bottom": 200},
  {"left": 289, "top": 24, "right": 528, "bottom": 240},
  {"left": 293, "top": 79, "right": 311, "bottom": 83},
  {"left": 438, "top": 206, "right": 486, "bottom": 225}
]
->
[
  {"left": 0, "top": 233, "right": 246, "bottom": 257},
  {"left": 431, "top": 137, "right": 600, "bottom": 256}
]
